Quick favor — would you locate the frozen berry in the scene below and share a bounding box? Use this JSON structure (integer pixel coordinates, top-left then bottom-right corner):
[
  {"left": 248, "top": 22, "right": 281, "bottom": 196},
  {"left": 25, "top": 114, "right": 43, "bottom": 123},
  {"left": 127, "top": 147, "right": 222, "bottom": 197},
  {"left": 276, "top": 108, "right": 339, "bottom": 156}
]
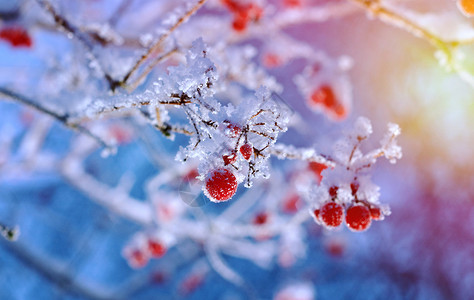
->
[
  {"left": 328, "top": 186, "right": 338, "bottom": 199},
  {"left": 345, "top": 205, "right": 371, "bottom": 232},
  {"left": 308, "top": 161, "right": 327, "bottom": 183},
  {"left": 147, "top": 239, "right": 166, "bottom": 258},
  {"left": 369, "top": 206, "right": 383, "bottom": 221},
  {"left": 205, "top": 168, "right": 238, "bottom": 202},
  {"left": 0, "top": 26, "right": 32, "bottom": 48},
  {"left": 223, "top": 120, "right": 241, "bottom": 138},
  {"left": 223, "top": 152, "right": 237, "bottom": 165},
  {"left": 320, "top": 202, "right": 344, "bottom": 228},
  {"left": 350, "top": 181, "right": 359, "bottom": 196},
  {"left": 239, "top": 143, "right": 253, "bottom": 160}
]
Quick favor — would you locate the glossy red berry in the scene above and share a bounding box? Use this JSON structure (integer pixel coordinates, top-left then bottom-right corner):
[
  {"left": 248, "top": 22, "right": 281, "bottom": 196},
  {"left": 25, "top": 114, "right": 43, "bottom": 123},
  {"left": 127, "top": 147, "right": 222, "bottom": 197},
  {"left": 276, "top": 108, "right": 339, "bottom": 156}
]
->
[
  {"left": 320, "top": 202, "right": 344, "bottom": 228},
  {"left": 345, "top": 205, "right": 371, "bottom": 232},
  {"left": 239, "top": 143, "right": 253, "bottom": 160},
  {"left": 147, "top": 239, "right": 166, "bottom": 258},
  {"left": 0, "top": 26, "right": 32, "bottom": 48},
  {"left": 205, "top": 168, "right": 238, "bottom": 202}
]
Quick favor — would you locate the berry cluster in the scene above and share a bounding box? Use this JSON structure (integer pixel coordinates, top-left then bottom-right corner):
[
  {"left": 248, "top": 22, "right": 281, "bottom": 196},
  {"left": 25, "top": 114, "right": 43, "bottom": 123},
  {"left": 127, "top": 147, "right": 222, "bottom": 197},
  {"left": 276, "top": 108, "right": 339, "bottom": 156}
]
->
[
  {"left": 312, "top": 184, "right": 384, "bottom": 232},
  {"left": 124, "top": 236, "right": 167, "bottom": 269},
  {"left": 221, "top": 0, "right": 263, "bottom": 32}
]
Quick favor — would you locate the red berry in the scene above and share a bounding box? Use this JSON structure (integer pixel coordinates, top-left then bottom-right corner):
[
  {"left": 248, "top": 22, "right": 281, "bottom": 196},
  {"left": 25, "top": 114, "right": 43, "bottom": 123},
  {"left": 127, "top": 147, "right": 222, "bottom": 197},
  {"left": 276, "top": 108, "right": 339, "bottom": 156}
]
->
[
  {"left": 309, "top": 85, "right": 347, "bottom": 120},
  {"left": 350, "top": 181, "right": 359, "bottom": 196},
  {"left": 128, "top": 249, "right": 148, "bottom": 268},
  {"left": 147, "top": 239, "right": 166, "bottom": 258},
  {"left": 223, "top": 120, "right": 241, "bottom": 138},
  {"left": 320, "top": 202, "right": 344, "bottom": 228},
  {"left": 369, "top": 206, "right": 383, "bottom": 220},
  {"left": 283, "top": 194, "right": 300, "bottom": 213},
  {"left": 0, "top": 26, "right": 32, "bottom": 48},
  {"left": 262, "top": 53, "right": 282, "bottom": 68},
  {"left": 326, "top": 239, "right": 345, "bottom": 257},
  {"left": 223, "top": 152, "right": 237, "bottom": 165},
  {"left": 239, "top": 143, "right": 253, "bottom": 160},
  {"left": 232, "top": 17, "right": 248, "bottom": 32},
  {"left": 345, "top": 205, "right": 372, "bottom": 232},
  {"left": 328, "top": 186, "right": 338, "bottom": 199},
  {"left": 283, "top": 0, "right": 302, "bottom": 8},
  {"left": 180, "top": 274, "right": 204, "bottom": 295},
  {"left": 183, "top": 168, "right": 199, "bottom": 182},
  {"left": 253, "top": 212, "right": 268, "bottom": 225},
  {"left": 308, "top": 161, "right": 327, "bottom": 183},
  {"left": 205, "top": 168, "right": 238, "bottom": 202},
  {"left": 313, "top": 208, "right": 321, "bottom": 222}
]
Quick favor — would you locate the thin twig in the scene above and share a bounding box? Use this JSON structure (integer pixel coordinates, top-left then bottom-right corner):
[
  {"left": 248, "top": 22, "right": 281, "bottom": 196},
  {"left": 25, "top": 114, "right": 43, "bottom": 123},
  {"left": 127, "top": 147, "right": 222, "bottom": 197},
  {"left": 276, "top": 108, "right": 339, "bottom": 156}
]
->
[
  {"left": 35, "top": 0, "right": 118, "bottom": 90},
  {"left": 120, "top": 0, "right": 209, "bottom": 86},
  {"left": 0, "top": 87, "right": 112, "bottom": 150}
]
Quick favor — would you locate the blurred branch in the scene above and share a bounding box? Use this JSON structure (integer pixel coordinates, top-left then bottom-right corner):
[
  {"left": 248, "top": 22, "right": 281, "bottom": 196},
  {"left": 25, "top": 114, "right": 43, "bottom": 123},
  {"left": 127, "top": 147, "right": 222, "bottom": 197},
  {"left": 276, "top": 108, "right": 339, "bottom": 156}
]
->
[
  {"left": 0, "top": 87, "right": 112, "bottom": 151},
  {"left": 119, "top": 0, "right": 208, "bottom": 90}
]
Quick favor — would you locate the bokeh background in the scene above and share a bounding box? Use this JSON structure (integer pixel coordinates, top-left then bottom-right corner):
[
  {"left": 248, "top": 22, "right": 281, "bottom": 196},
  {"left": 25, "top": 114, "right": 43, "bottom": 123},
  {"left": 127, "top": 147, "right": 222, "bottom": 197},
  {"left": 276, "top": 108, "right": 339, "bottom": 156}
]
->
[{"left": 1, "top": 0, "right": 474, "bottom": 299}]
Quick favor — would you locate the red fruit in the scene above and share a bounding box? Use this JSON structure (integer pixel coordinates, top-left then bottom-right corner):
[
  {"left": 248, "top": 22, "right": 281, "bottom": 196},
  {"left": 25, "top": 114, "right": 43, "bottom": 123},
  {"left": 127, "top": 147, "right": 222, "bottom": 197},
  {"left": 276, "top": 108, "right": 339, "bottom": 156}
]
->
[
  {"left": 147, "top": 239, "right": 166, "bottom": 258},
  {"left": 183, "top": 168, "right": 199, "bottom": 182},
  {"left": 109, "top": 125, "right": 132, "bottom": 145},
  {"left": 263, "top": 53, "right": 282, "bottom": 68},
  {"left": 309, "top": 85, "right": 347, "bottom": 120},
  {"left": 320, "top": 202, "right": 344, "bottom": 228},
  {"left": 180, "top": 274, "right": 204, "bottom": 295},
  {"left": 326, "top": 239, "right": 345, "bottom": 257},
  {"left": 253, "top": 212, "right": 268, "bottom": 225},
  {"left": 0, "top": 26, "right": 32, "bottom": 48},
  {"left": 223, "top": 152, "right": 237, "bottom": 165},
  {"left": 283, "top": 194, "right": 300, "bottom": 213},
  {"left": 205, "top": 168, "right": 238, "bottom": 202},
  {"left": 239, "top": 143, "right": 253, "bottom": 160},
  {"left": 223, "top": 120, "right": 241, "bottom": 138},
  {"left": 232, "top": 17, "right": 247, "bottom": 32},
  {"left": 328, "top": 186, "right": 338, "bottom": 199},
  {"left": 128, "top": 249, "right": 148, "bottom": 268},
  {"left": 313, "top": 208, "right": 321, "bottom": 222},
  {"left": 369, "top": 206, "right": 383, "bottom": 220},
  {"left": 345, "top": 205, "right": 372, "bottom": 232},
  {"left": 308, "top": 161, "right": 327, "bottom": 183},
  {"left": 350, "top": 181, "right": 359, "bottom": 196},
  {"left": 283, "top": 0, "right": 302, "bottom": 8}
]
